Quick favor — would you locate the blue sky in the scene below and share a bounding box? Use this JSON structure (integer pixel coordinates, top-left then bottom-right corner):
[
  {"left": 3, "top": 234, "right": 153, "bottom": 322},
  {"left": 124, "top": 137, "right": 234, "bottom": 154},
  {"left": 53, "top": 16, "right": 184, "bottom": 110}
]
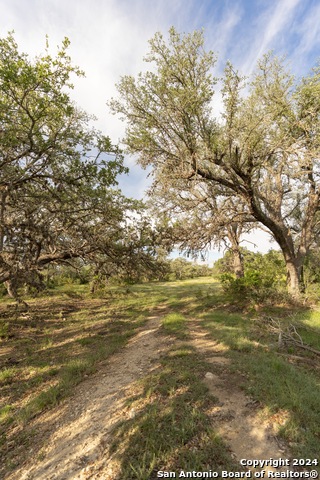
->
[{"left": 1, "top": 0, "right": 320, "bottom": 260}]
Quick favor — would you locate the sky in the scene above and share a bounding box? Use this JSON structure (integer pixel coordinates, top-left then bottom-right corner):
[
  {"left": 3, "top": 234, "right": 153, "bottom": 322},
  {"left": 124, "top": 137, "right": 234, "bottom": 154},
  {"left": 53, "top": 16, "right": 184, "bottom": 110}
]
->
[{"left": 1, "top": 0, "right": 320, "bottom": 262}]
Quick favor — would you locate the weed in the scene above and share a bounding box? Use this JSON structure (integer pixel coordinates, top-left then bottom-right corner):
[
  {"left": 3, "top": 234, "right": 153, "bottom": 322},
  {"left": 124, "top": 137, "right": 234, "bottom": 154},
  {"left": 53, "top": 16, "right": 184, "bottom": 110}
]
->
[
  {"left": 0, "top": 405, "right": 13, "bottom": 423},
  {"left": 0, "top": 320, "right": 9, "bottom": 339}
]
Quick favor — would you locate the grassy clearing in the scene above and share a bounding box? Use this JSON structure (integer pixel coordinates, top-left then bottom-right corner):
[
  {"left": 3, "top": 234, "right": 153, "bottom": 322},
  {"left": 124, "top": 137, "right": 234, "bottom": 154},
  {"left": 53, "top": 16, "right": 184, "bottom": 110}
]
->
[{"left": 1, "top": 277, "right": 320, "bottom": 476}]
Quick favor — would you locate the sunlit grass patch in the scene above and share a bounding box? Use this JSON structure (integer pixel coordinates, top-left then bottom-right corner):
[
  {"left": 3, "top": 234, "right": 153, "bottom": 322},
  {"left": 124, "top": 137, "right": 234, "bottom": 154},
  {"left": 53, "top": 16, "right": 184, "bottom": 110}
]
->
[
  {"left": 0, "top": 367, "right": 17, "bottom": 385},
  {"left": 162, "top": 313, "right": 188, "bottom": 339},
  {"left": 201, "top": 310, "right": 257, "bottom": 351},
  {"left": 0, "top": 405, "right": 13, "bottom": 423},
  {"left": 19, "top": 385, "right": 61, "bottom": 422},
  {"left": 290, "top": 309, "right": 320, "bottom": 350}
]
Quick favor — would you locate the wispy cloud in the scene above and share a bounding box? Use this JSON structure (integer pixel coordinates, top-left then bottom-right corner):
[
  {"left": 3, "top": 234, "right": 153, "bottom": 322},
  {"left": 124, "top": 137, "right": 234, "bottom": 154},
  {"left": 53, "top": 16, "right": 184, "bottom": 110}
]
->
[
  {"left": 206, "top": 2, "right": 243, "bottom": 64},
  {"left": 291, "top": 1, "right": 320, "bottom": 74},
  {"left": 236, "top": 0, "right": 303, "bottom": 75}
]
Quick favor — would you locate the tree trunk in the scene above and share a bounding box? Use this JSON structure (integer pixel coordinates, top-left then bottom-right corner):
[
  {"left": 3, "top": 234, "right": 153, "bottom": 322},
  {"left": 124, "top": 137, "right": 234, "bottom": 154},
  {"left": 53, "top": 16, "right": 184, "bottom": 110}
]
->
[
  {"left": 246, "top": 196, "right": 306, "bottom": 297},
  {"left": 232, "top": 247, "right": 244, "bottom": 278},
  {"left": 227, "top": 223, "right": 244, "bottom": 278},
  {"left": 285, "top": 259, "right": 302, "bottom": 298}
]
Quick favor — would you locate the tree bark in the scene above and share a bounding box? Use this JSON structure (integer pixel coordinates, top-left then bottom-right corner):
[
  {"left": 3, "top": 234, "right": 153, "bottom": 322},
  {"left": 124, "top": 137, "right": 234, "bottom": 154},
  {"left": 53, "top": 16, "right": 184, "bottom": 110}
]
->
[
  {"left": 285, "top": 260, "right": 301, "bottom": 298},
  {"left": 227, "top": 223, "right": 244, "bottom": 278},
  {"left": 232, "top": 247, "right": 244, "bottom": 278}
]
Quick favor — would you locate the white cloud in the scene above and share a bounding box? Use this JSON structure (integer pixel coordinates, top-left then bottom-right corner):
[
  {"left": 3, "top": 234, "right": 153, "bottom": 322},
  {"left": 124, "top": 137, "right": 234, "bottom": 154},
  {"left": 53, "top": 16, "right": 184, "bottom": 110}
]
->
[{"left": 291, "top": 2, "right": 320, "bottom": 73}]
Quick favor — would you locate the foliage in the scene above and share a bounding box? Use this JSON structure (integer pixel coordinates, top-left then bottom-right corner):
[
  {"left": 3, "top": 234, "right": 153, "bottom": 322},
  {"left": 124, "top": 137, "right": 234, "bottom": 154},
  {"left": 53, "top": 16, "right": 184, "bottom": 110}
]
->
[
  {"left": 167, "top": 257, "right": 211, "bottom": 281},
  {"left": 304, "top": 249, "right": 320, "bottom": 286},
  {"left": 0, "top": 33, "right": 159, "bottom": 299},
  {"left": 43, "top": 255, "right": 212, "bottom": 288},
  {"left": 216, "top": 249, "right": 287, "bottom": 302},
  {"left": 110, "top": 27, "right": 320, "bottom": 296}
]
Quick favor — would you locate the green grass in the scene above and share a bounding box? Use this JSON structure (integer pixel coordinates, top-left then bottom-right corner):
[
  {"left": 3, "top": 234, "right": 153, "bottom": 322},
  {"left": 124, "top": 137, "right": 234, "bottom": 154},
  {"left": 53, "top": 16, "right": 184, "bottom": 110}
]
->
[
  {"left": 0, "top": 367, "right": 17, "bottom": 385},
  {"left": 1, "top": 276, "right": 320, "bottom": 477},
  {"left": 200, "top": 305, "right": 320, "bottom": 461},
  {"left": 162, "top": 313, "right": 189, "bottom": 339},
  {"left": 0, "top": 405, "right": 13, "bottom": 423},
  {"left": 234, "top": 351, "right": 320, "bottom": 458},
  {"left": 109, "top": 343, "right": 238, "bottom": 479},
  {"left": 0, "top": 283, "right": 167, "bottom": 475}
]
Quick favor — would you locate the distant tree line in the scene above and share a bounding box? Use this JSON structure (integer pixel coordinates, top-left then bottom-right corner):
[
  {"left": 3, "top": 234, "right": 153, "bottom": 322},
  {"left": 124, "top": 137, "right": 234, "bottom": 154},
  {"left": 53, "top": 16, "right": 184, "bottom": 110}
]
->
[{"left": 36, "top": 256, "right": 212, "bottom": 291}]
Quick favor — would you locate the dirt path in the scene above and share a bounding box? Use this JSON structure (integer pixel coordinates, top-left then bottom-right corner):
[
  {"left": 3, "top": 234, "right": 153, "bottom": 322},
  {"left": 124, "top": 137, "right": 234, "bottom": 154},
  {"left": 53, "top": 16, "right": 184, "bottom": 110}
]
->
[
  {"left": 8, "top": 315, "right": 289, "bottom": 479},
  {"left": 8, "top": 314, "right": 173, "bottom": 480},
  {"left": 188, "top": 320, "right": 289, "bottom": 473}
]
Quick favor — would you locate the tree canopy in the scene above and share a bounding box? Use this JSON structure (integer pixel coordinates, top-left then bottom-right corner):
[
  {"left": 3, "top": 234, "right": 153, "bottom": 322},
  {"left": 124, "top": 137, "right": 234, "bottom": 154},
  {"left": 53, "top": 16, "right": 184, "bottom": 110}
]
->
[
  {"left": 0, "top": 33, "right": 159, "bottom": 300},
  {"left": 110, "top": 27, "right": 320, "bottom": 296}
]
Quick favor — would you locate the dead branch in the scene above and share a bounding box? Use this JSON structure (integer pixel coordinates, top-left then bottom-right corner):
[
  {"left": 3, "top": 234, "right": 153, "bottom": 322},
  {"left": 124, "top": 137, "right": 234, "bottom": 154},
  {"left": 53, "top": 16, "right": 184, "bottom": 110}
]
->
[{"left": 262, "top": 316, "right": 320, "bottom": 356}]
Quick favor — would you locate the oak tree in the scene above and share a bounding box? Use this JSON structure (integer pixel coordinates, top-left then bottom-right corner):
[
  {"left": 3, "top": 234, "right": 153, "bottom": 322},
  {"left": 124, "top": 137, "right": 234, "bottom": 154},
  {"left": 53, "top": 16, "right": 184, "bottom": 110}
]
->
[
  {"left": 110, "top": 28, "right": 320, "bottom": 296},
  {"left": 0, "top": 33, "right": 156, "bottom": 300}
]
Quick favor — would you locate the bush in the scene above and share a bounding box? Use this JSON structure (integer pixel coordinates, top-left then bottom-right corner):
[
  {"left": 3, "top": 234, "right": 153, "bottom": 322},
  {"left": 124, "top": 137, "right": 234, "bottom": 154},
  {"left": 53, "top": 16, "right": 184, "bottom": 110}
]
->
[
  {"left": 218, "top": 249, "right": 288, "bottom": 303},
  {"left": 220, "top": 271, "right": 288, "bottom": 303}
]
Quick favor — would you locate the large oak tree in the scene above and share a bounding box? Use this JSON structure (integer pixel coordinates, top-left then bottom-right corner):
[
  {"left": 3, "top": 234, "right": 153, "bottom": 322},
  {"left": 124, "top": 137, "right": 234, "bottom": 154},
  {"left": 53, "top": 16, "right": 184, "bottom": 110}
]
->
[
  {"left": 110, "top": 28, "right": 320, "bottom": 296},
  {"left": 0, "top": 33, "right": 157, "bottom": 299}
]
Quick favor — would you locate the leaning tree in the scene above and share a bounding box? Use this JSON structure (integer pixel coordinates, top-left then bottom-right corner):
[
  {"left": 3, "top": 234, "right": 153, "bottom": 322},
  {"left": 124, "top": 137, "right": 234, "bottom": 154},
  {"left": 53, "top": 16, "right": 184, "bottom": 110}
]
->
[{"left": 109, "top": 28, "right": 320, "bottom": 296}]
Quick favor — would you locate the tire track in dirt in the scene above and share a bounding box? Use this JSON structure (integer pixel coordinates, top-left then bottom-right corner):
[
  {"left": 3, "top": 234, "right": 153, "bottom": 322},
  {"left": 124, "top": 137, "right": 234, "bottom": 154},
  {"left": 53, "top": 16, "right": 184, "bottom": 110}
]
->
[{"left": 187, "top": 320, "right": 290, "bottom": 474}]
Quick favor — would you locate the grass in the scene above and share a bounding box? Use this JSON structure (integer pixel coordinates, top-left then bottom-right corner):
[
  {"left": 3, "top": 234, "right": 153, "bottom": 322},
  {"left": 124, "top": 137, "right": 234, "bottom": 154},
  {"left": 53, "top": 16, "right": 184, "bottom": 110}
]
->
[
  {"left": 108, "top": 314, "right": 238, "bottom": 479},
  {"left": 0, "top": 367, "right": 17, "bottom": 384},
  {"left": 0, "top": 405, "right": 13, "bottom": 423},
  {"left": 111, "top": 347, "right": 237, "bottom": 479},
  {"left": 162, "top": 313, "right": 189, "bottom": 340},
  {"left": 235, "top": 351, "right": 320, "bottom": 458},
  {"left": 0, "top": 283, "right": 166, "bottom": 475},
  {"left": 1, "top": 277, "right": 320, "bottom": 477},
  {"left": 200, "top": 307, "right": 320, "bottom": 461}
]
